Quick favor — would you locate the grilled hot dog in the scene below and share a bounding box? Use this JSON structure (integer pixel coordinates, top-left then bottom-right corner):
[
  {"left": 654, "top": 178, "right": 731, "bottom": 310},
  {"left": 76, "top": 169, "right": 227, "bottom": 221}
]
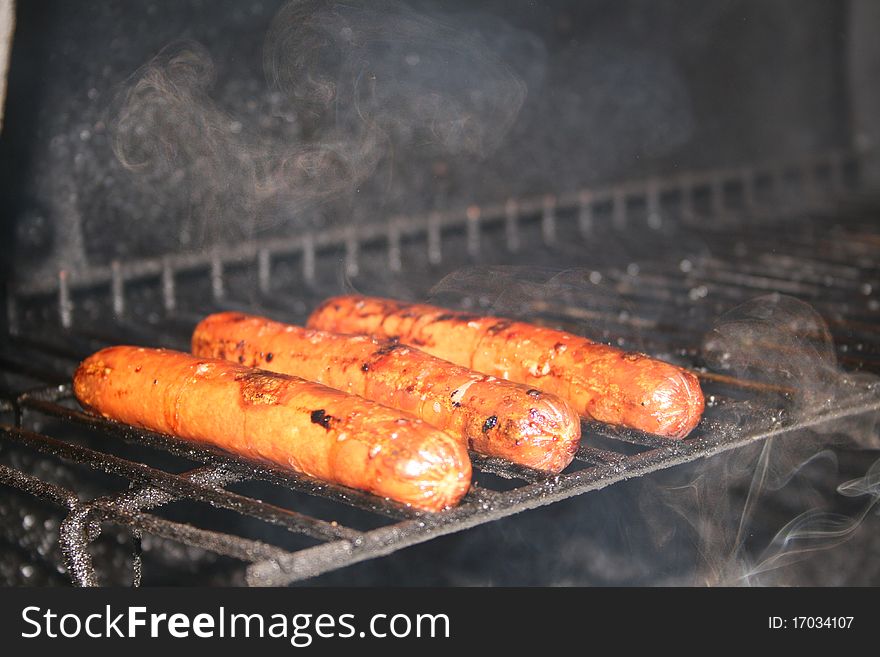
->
[
  {"left": 192, "top": 312, "right": 581, "bottom": 473},
  {"left": 307, "top": 295, "right": 705, "bottom": 438},
  {"left": 73, "top": 346, "right": 471, "bottom": 511}
]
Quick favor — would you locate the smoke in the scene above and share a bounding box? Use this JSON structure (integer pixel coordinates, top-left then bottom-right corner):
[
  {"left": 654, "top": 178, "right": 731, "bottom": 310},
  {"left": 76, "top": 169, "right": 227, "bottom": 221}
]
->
[
  {"left": 429, "top": 267, "right": 649, "bottom": 353},
  {"left": 702, "top": 294, "right": 859, "bottom": 416},
  {"left": 744, "top": 456, "right": 880, "bottom": 583},
  {"left": 264, "top": 1, "right": 526, "bottom": 157},
  {"left": 647, "top": 293, "right": 879, "bottom": 586},
  {"left": 112, "top": 0, "right": 527, "bottom": 246}
]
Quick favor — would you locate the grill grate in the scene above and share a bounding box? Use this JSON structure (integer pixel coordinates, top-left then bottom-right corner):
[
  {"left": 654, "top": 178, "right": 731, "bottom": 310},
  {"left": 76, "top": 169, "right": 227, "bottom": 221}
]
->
[{"left": 1, "top": 150, "right": 879, "bottom": 586}]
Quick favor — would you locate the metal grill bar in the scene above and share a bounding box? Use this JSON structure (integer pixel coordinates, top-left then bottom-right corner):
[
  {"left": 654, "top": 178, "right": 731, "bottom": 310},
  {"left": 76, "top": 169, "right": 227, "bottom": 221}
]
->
[
  {"left": 86, "top": 504, "right": 291, "bottom": 569},
  {"left": 0, "top": 462, "right": 80, "bottom": 509},
  {"left": 5, "top": 151, "right": 856, "bottom": 315},
  {"left": 0, "top": 426, "right": 360, "bottom": 542}
]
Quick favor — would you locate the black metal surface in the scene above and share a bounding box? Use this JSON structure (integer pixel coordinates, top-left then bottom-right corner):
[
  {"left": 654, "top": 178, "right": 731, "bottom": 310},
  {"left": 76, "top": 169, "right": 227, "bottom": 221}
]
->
[{"left": 1, "top": 150, "right": 879, "bottom": 586}]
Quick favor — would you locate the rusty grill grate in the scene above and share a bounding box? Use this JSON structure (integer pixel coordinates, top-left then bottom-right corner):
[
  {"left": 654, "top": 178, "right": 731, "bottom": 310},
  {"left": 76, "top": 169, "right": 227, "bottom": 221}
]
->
[{"left": 1, "top": 150, "right": 879, "bottom": 586}]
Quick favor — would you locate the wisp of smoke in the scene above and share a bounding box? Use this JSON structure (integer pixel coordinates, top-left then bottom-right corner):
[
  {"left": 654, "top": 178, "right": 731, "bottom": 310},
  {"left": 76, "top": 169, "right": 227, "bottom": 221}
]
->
[
  {"left": 264, "top": 0, "right": 527, "bottom": 157},
  {"left": 112, "top": 0, "right": 527, "bottom": 246},
  {"left": 742, "top": 455, "right": 880, "bottom": 582}
]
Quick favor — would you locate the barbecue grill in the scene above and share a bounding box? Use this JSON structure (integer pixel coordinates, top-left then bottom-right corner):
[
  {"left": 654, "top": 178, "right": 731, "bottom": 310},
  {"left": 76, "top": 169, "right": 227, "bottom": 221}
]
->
[
  {"left": 2, "top": 0, "right": 879, "bottom": 586},
  {"left": 3, "top": 149, "right": 878, "bottom": 586}
]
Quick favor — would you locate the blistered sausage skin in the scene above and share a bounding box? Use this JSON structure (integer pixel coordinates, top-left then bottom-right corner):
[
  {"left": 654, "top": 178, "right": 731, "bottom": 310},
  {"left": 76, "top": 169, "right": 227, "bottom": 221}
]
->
[
  {"left": 307, "top": 295, "right": 705, "bottom": 439},
  {"left": 73, "top": 346, "right": 471, "bottom": 511},
  {"left": 192, "top": 312, "right": 581, "bottom": 473}
]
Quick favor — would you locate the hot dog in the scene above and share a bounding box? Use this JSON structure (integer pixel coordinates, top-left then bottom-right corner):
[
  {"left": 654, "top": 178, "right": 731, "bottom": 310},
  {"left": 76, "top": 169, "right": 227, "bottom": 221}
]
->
[
  {"left": 73, "top": 346, "right": 471, "bottom": 511},
  {"left": 192, "top": 312, "right": 581, "bottom": 473},
  {"left": 307, "top": 295, "right": 705, "bottom": 439}
]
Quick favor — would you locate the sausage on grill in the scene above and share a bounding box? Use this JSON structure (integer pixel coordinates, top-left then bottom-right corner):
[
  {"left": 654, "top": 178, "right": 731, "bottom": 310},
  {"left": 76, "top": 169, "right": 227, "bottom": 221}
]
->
[
  {"left": 307, "top": 295, "right": 705, "bottom": 439},
  {"left": 73, "top": 346, "right": 471, "bottom": 511},
  {"left": 192, "top": 312, "right": 581, "bottom": 473}
]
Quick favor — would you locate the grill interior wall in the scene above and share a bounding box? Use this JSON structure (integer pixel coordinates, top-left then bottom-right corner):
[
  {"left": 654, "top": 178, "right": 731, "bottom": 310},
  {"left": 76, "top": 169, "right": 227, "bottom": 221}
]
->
[{"left": 0, "top": 0, "right": 855, "bottom": 291}]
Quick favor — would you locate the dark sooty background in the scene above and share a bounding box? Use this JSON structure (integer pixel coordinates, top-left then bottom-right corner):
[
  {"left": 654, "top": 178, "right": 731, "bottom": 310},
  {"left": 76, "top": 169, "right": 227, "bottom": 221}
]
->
[{"left": 1, "top": 0, "right": 849, "bottom": 286}]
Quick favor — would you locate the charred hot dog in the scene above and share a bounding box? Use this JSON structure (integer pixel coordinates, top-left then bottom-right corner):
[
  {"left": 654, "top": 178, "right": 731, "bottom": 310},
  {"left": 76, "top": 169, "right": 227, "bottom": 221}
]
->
[
  {"left": 307, "top": 295, "right": 705, "bottom": 438},
  {"left": 73, "top": 346, "right": 471, "bottom": 511}
]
